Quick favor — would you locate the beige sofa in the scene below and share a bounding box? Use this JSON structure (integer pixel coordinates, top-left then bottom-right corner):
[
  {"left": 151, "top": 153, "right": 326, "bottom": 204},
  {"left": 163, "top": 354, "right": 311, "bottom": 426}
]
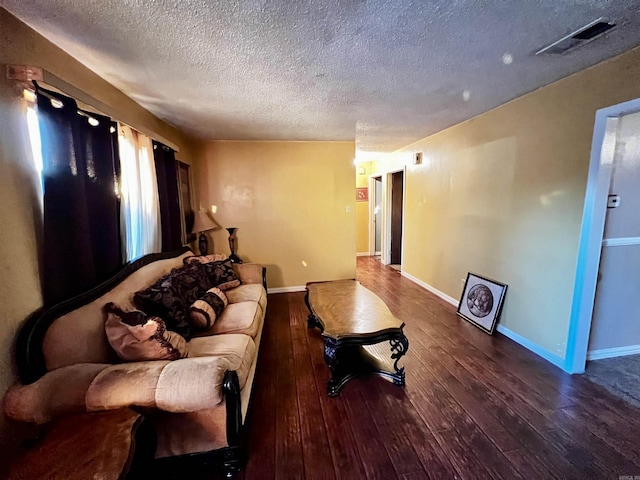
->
[{"left": 3, "top": 248, "right": 267, "bottom": 476}]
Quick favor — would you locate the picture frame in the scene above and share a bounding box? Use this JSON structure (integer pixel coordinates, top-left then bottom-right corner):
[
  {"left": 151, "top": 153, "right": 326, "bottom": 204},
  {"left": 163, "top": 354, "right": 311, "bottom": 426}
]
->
[
  {"left": 356, "top": 187, "right": 368, "bottom": 201},
  {"left": 457, "top": 272, "right": 507, "bottom": 335}
]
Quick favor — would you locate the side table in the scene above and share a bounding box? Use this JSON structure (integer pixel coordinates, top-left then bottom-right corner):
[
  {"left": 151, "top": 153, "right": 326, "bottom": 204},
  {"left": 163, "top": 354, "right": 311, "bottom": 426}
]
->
[{"left": 7, "top": 408, "right": 155, "bottom": 480}]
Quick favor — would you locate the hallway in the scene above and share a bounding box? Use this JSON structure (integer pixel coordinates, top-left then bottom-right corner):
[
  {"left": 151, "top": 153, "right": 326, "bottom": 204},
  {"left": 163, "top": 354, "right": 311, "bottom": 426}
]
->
[{"left": 235, "top": 256, "right": 640, "bottom": 479}]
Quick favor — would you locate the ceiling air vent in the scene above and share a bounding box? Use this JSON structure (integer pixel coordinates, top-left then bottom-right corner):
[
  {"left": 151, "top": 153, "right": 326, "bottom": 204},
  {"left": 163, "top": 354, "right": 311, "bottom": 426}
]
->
[{"left": 535, "top": 17, "right": 616, "bottom": 55}]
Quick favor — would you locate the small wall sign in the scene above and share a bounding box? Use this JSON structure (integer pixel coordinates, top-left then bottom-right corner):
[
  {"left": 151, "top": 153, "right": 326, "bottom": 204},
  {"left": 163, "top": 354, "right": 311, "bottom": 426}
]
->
[{"left": 356, "top": 187, "right": 368, "bottom": 201}]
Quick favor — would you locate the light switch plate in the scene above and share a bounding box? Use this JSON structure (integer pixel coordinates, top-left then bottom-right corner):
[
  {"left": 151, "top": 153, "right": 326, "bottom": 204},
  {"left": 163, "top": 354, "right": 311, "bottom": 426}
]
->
[{"left": 607, "top": 194, "right": 620, "bottom": 208}]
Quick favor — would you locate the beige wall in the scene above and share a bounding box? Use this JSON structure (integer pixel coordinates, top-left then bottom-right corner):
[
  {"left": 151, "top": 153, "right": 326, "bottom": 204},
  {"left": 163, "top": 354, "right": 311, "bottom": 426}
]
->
[
  {"left": 0, "top": 8, "right": 194, "bottom": 454},
  {"left": 355, "top": 162, "right": 372, "bottom": 254},
  {"left": 370, "top": 46, "right": 640, "bottom": 362},
  {"left": 194, "top": 141, "right": 356, "bottom": 288}
]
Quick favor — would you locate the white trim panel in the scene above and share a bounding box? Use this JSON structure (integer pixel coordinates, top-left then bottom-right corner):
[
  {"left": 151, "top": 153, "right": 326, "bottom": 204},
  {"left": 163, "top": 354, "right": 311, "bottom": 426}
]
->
[
  {"left": 587, "top": 344, "right": 640, "bottom": 360},
  {"left": 356, "top": 252, "right": 371, "bottom": 257},
  {"left": 602, "top": 237, "right": 640, "bottom": 247},
  {"left": 400, "top": 271, "right": 458, "bottom": 306},
  {"left": 267, "top": 286, "right": 306, "bottom": 294}
]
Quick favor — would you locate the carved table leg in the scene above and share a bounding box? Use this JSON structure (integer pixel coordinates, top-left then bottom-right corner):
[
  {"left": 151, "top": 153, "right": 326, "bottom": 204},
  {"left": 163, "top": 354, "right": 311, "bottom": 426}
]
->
[
  {"left": 324, "top": 338, "right": 342, "bottom": 397},
  {"left": 305, "top": 289, "right": 324, "bottom": 331},
  {"left": 308, "top": 314, "right": 323, "bottom": 330},
  {"left": 389, "top": 328, "right": 409, "bottom": 386},
  {"left": 322, "top": 329, "right": 410, "bottom": 397}
]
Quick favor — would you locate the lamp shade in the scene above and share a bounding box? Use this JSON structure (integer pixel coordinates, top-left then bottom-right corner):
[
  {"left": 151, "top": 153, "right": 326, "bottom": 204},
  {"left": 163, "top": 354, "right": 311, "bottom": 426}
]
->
[{"left": 191, "top": 211, "right": 220, "bottom": 234}]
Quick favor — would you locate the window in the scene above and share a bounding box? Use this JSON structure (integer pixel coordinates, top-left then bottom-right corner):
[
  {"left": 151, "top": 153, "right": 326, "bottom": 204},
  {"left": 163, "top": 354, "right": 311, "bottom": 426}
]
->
[
  {"left": 117, "top": 124, "right": 161, "bottom": 261},
  {"left": 25, "top": 102, "right": 44, "bottom": 197},
  {"left": 25, "top": 85, "right": 181, "bottom": 303}
]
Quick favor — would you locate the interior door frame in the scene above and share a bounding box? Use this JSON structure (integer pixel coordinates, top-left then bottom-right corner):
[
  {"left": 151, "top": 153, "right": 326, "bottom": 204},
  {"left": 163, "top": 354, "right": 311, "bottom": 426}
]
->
[
  {"left": 566, "top": 97, "right": 640, "bottom": 374},
  {"left": 382, "top": 167, "right": 406, "bottom": 265},
  {"left": 368, "top": 174, "right": 382, "bottom": 255}
]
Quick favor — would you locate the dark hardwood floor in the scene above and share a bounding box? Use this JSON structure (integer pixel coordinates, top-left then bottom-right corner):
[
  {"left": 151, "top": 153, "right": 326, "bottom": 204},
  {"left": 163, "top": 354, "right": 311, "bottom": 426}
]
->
[{"left": 234, "top": 256, "right": 640, "bottom": 479}]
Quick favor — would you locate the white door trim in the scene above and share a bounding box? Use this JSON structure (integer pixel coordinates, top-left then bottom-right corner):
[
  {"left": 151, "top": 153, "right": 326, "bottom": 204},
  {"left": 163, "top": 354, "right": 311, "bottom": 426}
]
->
[
  {"left": 382, "top": 167, "right": 406, "bottom": 266},
  {"left": 368, "top": 174, "right": 381, "bottom": 255},
  {"left": 565, "top": 97, "right": 640, "bottom": 374}
]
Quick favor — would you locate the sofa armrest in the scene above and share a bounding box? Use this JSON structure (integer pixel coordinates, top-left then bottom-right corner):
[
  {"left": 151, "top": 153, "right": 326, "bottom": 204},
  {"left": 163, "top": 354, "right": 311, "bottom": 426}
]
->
[
  {"left": 233, "top": 263, "right": 267, "bottom": 289},
  {"left": 3, "top": 363, "right": 110, "bottom": 424},
  {"left": 85, "top": 357, "right": 232, "bottom": 413}
]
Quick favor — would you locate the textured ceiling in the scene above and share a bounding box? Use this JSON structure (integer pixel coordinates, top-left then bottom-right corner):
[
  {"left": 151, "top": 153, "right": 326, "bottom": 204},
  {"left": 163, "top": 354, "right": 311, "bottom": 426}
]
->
[{"left": 3, "top": 1, "right": 640, "bottom": 157}]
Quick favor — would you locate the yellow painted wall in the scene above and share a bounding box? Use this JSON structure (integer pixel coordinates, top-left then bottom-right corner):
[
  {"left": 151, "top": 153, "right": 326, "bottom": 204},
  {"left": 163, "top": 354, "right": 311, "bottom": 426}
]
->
[
  {"left": 194, "top": 141, "right": 356, "bottom": 288},
  {"left": 0, "top": 8, "right": 195, "bottom": 455},
  {"left": 372, "top": 46, "right": 640, "bottom": 361},
  {"left": 355, "top": 162, "right": 371, "bottom": 254}
]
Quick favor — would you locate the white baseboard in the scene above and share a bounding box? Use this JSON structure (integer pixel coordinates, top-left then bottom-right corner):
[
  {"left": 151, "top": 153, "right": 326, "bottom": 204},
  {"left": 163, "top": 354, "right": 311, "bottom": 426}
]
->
[
  {"left": 267, "top": 286, "right": 306, "bottom": 294},
  {"left": 400, "top": 271, "right": 566, "bottom": 370},
  {"left": 587, "top": 344, "right": 640, "bottom": 361},
  {"left": 495, "top": 325, "right": 565, "bottom": 369},
  {"left": 356, "top": 252, "right": 371, "bottom": 257},
  {"left": 400, "top": 271, "right": 458, "bottom": 306}
]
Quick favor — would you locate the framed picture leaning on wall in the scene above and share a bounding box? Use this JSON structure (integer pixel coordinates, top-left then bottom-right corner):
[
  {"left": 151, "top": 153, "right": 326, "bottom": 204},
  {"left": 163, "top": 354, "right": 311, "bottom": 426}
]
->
[{"left": 457, "top": 272, "right": 508, "bottom": 335}]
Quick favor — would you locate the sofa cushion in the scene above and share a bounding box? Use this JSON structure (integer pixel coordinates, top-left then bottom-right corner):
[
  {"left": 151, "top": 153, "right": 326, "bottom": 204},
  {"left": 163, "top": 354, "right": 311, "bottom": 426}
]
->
[
  {"left": 86, "top": 361, "right": 170, "bottom": 411},
  {"left": 200, "top": 259, "right": 241, "bottom": 291},
  {"left": 208, "top": 301, "right": 261, "bottom": 339},
  {"left": 187, "top": 334, "right": 256, "bottom": 389},
  {"left": 189, "top": 287, "right": 228, "bottom": 331},
  {"left": 134, "top": 263, "right": 211, "bottom": 338},
  {"left": 104, "top": 303, "right": 188, "bottom": 362},
  {"left": 232, "top": 263, "right": 264, "bottom": 286},
  {"left": 226, "top": 284, "right": 265, "bottom": 305}
]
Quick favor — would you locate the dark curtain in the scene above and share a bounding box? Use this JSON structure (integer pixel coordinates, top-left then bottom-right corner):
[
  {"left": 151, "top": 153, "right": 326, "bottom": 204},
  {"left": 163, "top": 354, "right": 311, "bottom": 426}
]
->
[
  {"left": 153, "top": 141, "right": 183, "bottom": 251},
  {"left": 37, "top": 85, "right": 122, "bottom": 305}
]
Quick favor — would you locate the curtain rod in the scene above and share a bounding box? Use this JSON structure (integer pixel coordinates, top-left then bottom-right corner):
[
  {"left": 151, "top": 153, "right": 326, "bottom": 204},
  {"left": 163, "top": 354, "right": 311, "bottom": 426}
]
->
[{"left": 42, "top": 70, "right": 180, "bottom": 152}]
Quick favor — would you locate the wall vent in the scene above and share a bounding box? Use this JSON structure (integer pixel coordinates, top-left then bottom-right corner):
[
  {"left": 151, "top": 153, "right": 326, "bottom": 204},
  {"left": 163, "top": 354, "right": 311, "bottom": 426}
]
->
[{"left": 535, "top": 18, "right": 616, "bottom": 56}]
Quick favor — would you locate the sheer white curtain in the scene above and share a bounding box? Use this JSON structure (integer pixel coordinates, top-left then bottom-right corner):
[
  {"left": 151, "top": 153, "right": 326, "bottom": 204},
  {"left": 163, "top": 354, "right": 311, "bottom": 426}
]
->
[{"left": 118, "top": 123, "right": 161, "bottom": 261}]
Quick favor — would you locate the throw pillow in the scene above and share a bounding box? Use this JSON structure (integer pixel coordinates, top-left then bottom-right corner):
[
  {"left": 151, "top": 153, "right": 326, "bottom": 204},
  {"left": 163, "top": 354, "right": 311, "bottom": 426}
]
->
[
  {"left": 189, "top": 287, "right": 229, "bottom": 330},
  {"left": 103, "top": 302, "right": 188, "bottom": 362},
  {"left": 184, "top": 253, "right": 228, "bottom": 265},
  {"left": 133, "top": 263, "right": 211, "bottom": 339},
  {"left": 201, "top": 259, "right": 241, "bottom": 291}
]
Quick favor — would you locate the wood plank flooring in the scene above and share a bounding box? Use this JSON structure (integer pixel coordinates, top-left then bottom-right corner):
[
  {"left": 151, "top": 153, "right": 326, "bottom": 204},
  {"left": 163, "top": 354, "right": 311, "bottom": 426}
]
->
[{"left": 235, "top": 257, "right": 640, "bottom": 479}]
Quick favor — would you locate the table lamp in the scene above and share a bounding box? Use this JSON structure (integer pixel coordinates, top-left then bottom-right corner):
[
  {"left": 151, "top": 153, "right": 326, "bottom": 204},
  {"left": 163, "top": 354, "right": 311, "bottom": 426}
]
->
[{"left": 191, "top": 211, "right": 221, "bottom": 255}]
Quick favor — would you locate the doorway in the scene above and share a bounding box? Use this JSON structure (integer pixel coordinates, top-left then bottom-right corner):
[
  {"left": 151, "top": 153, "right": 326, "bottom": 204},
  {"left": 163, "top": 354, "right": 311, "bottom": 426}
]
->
[
  {"left": 566, "top": 96, "right": 640, "bottom": 374},
  {"left": 374, "top": 176, "right": 382, "bottom": 254},
  {"left": 582, "top": 109, "right": 640, "bottom": 404},
  {"left": 390, "top": 171, "right": 404, "bottom": 267},
  {"left": 588, "top": 110, "right": 640, "bottom": 357}
]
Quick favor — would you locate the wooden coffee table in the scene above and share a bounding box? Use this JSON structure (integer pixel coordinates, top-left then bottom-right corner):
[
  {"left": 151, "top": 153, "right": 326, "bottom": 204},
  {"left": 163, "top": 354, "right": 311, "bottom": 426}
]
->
[{"left": 305, "top": 279, "right": 409, "bottom": 397}]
